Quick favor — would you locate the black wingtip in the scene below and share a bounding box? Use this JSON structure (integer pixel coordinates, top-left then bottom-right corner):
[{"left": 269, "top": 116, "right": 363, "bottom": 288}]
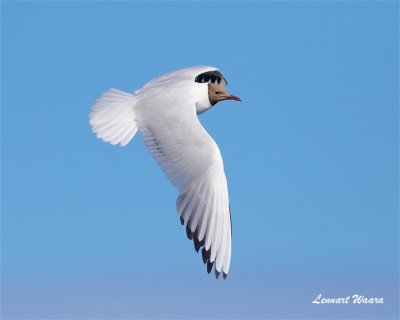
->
[
  {"left": 194, "top": 240, "right": 200, "bottom": 252},
  {"left": 193, "top": 237, "right": 204, "bottom": 253},
  {"left": 180, "top": 216, "right": 184, "bottom": 225},
  {"left": 215, "top": 269, "right": 220, "bottom": 279},
  {"left": 185, "top": 225, "right": 193, "bottom": 240},
  {"left": 207, "top": 260, "right": 214, "bottom": 274},
  {"left": 223, "top": 272, "right": 228, "bottom": 280},
  {"left": 202, "top": 247, "right": 211, "bottom": 264},
  {"left": 201, "top": 247, "right": 207, "bottom": 264}
]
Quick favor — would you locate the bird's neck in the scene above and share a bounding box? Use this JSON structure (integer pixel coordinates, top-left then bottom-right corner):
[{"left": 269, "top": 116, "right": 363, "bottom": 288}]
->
[{"left": 195, "top": 84, "right": 212, "bottom": 115}]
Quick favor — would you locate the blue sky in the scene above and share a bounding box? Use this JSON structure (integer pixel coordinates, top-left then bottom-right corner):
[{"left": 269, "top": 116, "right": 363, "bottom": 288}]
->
[{"left": 1, "top": 1, "right": 398, "bottom": 319}]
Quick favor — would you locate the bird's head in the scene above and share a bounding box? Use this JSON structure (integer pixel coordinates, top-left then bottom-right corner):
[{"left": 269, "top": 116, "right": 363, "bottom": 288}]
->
[
  {"left": 194, "top": 69, "right": 241, "bottom": 114},
  {"left": 208, "top": 82, "right": 241, "bottom": 106}
]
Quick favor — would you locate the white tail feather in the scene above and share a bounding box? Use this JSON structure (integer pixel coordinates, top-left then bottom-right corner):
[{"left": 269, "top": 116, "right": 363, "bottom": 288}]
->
[{"left": 89, "top": 88, "right": 138, "bottom": 147}]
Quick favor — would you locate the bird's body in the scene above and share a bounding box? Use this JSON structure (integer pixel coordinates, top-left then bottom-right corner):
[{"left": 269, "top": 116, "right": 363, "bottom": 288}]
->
[{"left": 89, "top": 66, "right": 240, "bottom": 279}]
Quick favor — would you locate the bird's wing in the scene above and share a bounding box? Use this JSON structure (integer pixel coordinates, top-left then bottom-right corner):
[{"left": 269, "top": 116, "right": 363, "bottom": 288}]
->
[{"left": 137, "top": 95, "right": 232, "bottom": 278}]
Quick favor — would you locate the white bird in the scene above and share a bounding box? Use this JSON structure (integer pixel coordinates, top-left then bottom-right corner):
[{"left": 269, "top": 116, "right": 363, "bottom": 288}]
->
[{"left": 89, "top": 66, "right": 241, "bottom": 279}]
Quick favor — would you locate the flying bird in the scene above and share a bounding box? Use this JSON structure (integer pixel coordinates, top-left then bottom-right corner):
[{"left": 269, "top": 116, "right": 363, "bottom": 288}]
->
[{"left": 89, "top": 66, "right": 241, "bottom": 279}]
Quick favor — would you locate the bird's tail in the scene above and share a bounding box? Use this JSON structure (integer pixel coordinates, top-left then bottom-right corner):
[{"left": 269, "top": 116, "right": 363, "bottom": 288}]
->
[{"left": 89, "top": 88, "right": 138, "bottom": 147}]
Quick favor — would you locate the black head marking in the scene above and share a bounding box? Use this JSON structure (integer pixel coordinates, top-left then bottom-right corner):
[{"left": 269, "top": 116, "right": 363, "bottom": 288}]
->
[{"left": 195, "top": 70, "right": 227, "bottom": 86}]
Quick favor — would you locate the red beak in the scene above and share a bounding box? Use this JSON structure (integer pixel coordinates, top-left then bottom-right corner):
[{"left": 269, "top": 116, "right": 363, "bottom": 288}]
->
[{"left": 227, "top": 95, "right": 241, "bottom": 101}]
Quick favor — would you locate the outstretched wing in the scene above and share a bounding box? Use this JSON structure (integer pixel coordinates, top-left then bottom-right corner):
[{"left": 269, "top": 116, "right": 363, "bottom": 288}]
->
[{"left": 137, "top": 95, "right": 232, "bottom": 278}]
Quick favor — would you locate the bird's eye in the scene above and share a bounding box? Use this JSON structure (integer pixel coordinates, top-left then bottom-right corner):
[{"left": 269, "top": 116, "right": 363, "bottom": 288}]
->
[{"left": 215, "top": 90, "right": 221, "bottom": 95}]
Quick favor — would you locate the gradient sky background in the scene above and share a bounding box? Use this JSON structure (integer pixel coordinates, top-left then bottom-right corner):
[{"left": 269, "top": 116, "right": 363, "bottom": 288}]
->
[{"left": 1, "top": 1, "right": 398, "bottom": 319}]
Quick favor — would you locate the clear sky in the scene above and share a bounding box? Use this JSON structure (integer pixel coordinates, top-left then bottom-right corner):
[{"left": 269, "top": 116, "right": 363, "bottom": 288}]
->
[{"left": 1, "top": 1, "right": 398, "bottom": 319}]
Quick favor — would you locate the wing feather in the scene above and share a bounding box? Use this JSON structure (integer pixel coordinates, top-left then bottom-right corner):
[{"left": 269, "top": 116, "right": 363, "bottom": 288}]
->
[{"left": 137, "top": 96, "right": 232, "bottom": 277}]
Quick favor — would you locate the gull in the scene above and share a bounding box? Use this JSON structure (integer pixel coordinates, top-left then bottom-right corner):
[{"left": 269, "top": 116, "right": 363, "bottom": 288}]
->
[{"left": 89, "top": 66, "right": 241, "bottom": 279}]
